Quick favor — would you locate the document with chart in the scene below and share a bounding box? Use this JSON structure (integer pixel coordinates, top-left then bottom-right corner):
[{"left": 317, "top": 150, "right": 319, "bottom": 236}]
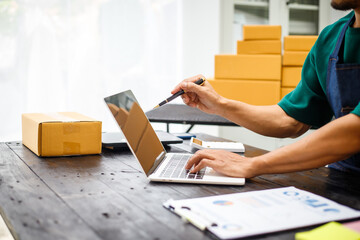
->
[{"left": 163, "top": 187, "right": 360, "bottom": 239}]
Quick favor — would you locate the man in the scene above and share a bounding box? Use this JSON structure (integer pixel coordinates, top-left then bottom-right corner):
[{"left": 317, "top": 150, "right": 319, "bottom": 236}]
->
[{"left": 172, "top": 0, "right": 360, "bottom": 178}]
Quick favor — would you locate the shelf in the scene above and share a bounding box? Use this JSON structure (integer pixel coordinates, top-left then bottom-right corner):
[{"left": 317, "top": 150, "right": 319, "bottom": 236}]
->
[
  {"left": 288, "top": 3, "right": 319, "bottom": 11},
  {"left": 234, "top": 0, "right": 269, "bottom": 8}
]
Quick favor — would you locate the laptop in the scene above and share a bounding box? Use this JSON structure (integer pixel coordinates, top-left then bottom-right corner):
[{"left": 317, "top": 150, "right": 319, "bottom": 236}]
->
[
  {"left": 104, "top": 90, "right": 245, "bottom": 185},
  {"left": 102, "top": 131, "right": 183, "bottom": 148}
]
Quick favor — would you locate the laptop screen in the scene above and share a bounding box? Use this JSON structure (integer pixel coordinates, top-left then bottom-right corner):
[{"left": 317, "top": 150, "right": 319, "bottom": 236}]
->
[{"left": 104, "top": 90, "right": 165, "bottom": 175}]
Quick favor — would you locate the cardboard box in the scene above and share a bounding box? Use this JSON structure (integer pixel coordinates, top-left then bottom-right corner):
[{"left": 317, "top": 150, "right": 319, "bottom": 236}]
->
[
  {"left": 22, "top": 112, "right": 102, "bottom": 157},
  {"left": 215, "top": 54, "right": 281, "bottom": 80},
  {"left": 243, "top": 25, "right": 281, "bottom": 40},
  {"left": 237, "top": 40, "right": 281, "bottom": 55},
  {"left": 281, "top": 87, "right": 295, "bottom": 99},
  {"left": 283, "top": 51, "right": 308, "bottom": 66},
  {"left": 208, "top": 79, "right": 280, "bottom": 105},
  {"left": 282, "top": 67, "right": 302, "bottom": 87},
  {"left": 284, "top": 36, "right": 317, "bottom": 51}
]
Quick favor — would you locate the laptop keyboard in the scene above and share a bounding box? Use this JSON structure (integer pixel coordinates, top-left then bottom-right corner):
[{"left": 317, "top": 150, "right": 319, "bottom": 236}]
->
[{"left": 159, "top": 154, "right": 205, "bottom": 179}]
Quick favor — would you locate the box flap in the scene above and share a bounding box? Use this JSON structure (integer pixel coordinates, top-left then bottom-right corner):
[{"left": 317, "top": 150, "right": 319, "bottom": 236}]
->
[
  {"left": 22, "top": 112, "right": 99, "bottom": 124},
  {"left": 58, "top": 112, "right": 99, "bottom": 122},
  {"left": 22, "top": 114, "right": 41, "bottom": 155}
]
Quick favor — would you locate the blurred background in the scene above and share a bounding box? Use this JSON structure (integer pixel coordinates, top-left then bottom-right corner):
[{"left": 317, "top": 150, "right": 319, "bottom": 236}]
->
[{"left": 0, "top": 0, "right": 348, "bottom": 149}]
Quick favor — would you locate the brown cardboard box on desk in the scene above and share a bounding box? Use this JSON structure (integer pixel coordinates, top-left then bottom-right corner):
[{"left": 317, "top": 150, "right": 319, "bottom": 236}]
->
[{"left": 22, "top": 112, "right": 102, "bottom": 157}]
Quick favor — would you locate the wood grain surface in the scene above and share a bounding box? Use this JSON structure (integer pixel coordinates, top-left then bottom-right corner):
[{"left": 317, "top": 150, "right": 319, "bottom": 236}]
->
[{"left": 0, "top": 133, "right": 359, "bottom": 240}]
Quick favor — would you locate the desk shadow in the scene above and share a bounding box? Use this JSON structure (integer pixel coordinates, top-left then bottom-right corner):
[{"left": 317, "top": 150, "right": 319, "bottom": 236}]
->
[
  {"left": 40, "top": 154, "right": 102, "bottom": 170},
  {"left": 15, "top": 141, "right": 102, "bottom": 170},
  {"left": 102, "top": 144, "right": 172, "bottom": 154}
]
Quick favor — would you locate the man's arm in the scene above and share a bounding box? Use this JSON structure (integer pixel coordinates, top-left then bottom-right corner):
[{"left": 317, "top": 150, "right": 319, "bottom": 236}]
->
[
  {"left": 186, "top": 113, "right": 360, "bottom": 178},
  {"left": 221, "top": 99, "right": 310, "bottom": 138},
  {"left": 175, "top": 74, "right": 310, "bottom": 139},
  {"left": 255, "top": 113, "right": 360, "bottom": 175}
]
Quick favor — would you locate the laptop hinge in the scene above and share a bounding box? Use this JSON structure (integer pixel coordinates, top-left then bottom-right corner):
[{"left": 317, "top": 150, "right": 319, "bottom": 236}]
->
[{"left": 147, "top": 151, "right": 166, "bottom": 176}]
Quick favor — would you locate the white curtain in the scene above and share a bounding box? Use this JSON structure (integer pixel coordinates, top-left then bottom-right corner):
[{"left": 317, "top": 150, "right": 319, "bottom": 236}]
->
[{"left": 0, "top": 0, "right": 183, "bottom": 141}]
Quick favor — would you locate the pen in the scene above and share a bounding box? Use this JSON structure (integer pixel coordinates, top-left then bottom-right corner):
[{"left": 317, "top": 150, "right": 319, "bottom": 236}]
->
[{"left": 153, "top": 78, "right": 205, "bottom": 109}]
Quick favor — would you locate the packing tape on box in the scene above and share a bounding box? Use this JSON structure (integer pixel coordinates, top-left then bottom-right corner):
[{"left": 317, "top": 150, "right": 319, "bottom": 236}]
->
[
  {"left": 63, "top": 142, "right": 81, "bottom": 155},
  {"left": 62, "top": 123, "right": 81, "bottom": 155},
  {"left": 45, "top": 113, "right": 80, "bottom": 122},
  {"left": 63, "top": 123, "right": 81, "bottom": 134}
]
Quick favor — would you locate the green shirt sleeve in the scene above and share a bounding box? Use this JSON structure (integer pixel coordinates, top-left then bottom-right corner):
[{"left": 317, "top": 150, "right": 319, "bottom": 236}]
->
[
  {"left": 351, "top": 102, "right": 360, "bottom": 117},
  {"left": 278, "top": 45, "right": 333, "bottom": 128},
  {"left": 278, "top": 12, "right": 358, "bottom": 128}
]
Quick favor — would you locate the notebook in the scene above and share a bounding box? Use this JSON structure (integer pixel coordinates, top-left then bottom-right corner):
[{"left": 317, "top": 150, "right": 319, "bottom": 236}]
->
[
  {"left": 102, "top": 131, "right": 183, "bottom": 148},
  {"left": 104, "top": 90, "right": 244, "bottom": 185}
]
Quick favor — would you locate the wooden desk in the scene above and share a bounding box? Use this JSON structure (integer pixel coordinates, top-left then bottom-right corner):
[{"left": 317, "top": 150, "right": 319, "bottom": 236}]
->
[{"left": 1, "top": 134, "right": 359, "bottom": 240}]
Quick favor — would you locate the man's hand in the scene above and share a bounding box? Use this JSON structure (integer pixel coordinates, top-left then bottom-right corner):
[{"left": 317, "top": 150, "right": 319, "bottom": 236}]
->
[
  {"left": 185, "top": 149, "right": 259, "bottom": 178},
  {"left": 171, "top": 74, "right": 226, "bottom": 115}
]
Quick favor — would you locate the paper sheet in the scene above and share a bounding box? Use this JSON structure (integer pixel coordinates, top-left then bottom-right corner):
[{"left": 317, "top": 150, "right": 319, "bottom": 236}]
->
[{"left": 165, "top": 187, "right": 360, "bottom": 239}]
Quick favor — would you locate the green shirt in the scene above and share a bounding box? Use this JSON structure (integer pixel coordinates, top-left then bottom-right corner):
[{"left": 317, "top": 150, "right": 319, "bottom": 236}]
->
[{"left": 278, "top": 11, "right": 360, "bottom": 128}]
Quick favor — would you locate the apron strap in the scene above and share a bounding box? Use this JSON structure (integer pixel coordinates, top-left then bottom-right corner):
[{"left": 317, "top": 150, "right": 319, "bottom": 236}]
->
[{"left": 330, "top": 12, "right": 355, "bottom": 59}]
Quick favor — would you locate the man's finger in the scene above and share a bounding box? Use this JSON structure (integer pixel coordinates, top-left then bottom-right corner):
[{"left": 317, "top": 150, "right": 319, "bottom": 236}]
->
[
  {"left": 185, "top": 150, "right": 215, "bottom": 170},
  {"left": 191, "top": 158, "right": 216, "bottom": 173},
  {"left": 182, "top": 94, "right": 189, "bottom": 104},
  {"left": 181, "top": 81, "right": 206, "bottom": 94},
  {"left": 171, "top": 75, "right": 204, "bottom": 94}
]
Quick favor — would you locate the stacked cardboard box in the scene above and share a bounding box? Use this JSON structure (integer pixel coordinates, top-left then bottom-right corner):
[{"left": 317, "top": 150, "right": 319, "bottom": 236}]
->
[
  {"left": 281, "top": 36, "right": 317, "bottom": 98},
  {"left": 22, "top": 112, "right": 102, "bottom": 157},
  {"left": 209, "top": 25, "right": 282, "bottom": 105}
]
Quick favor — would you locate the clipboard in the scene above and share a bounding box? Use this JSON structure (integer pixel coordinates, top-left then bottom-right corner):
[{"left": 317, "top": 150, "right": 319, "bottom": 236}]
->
[
  {"left": 163, "top": 199, "right": 217, "bottom": 231},
  {"left": 163, "top": 187, "right": 360, "bottom": 239}
]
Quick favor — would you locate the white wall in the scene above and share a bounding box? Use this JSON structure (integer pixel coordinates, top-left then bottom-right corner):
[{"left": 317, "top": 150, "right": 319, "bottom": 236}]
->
[
  {"left": 182, "top": 0, "right": 220, "bottom": 79},
  {"left": 0, "top": 0, "right": 223, "bottom": 141},
  {"left": 157, "top": 0, "right": 221, "bottom": 135},
  {"left": 319, "top": 0, "right": 350, "bottom": 32}
]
